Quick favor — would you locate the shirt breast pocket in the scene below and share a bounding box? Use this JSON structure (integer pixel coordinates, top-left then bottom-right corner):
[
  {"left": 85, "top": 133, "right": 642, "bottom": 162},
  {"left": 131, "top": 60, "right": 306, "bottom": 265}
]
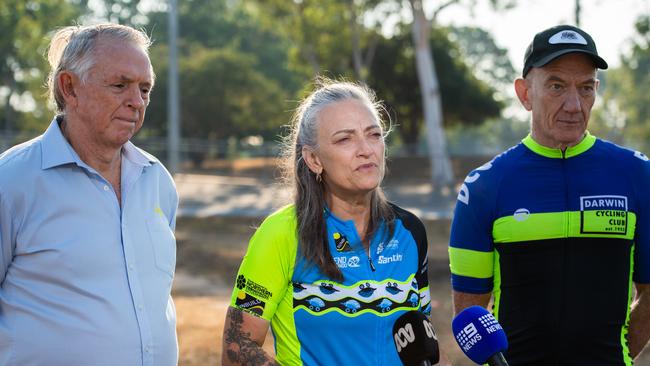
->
[{"left": 146, "top": 216, "right": 176, "bottom": 277}]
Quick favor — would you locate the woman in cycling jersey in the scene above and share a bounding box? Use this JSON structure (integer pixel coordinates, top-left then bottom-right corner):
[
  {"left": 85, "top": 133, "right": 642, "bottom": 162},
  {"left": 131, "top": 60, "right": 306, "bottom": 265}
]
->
[{"left": 222, "top": 80, "right": 443, "bottom": 366}]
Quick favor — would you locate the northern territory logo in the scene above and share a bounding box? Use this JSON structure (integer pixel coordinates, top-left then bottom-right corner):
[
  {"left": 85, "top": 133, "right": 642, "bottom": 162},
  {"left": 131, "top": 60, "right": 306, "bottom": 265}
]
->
[
  {"left": 580, "top": 195, "right": 628, "bottom": 235},
  {"left": 236, "top": 274, "right": 272, "bottom": 300}
]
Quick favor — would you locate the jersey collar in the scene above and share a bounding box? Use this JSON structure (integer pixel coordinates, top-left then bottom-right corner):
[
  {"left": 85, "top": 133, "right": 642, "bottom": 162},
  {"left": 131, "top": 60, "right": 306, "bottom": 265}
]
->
[{"left": 522, "top": 132, "right": 596, "bottom": 158}]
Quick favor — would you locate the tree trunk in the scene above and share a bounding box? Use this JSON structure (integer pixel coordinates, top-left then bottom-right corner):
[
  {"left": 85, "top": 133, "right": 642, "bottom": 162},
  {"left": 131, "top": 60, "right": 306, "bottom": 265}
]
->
[
  {"left": 409, "top": 0, "right": 454, "bottom": 193},
  {"left": 349, "top": 2, "right": 365, "bottom": 81}
]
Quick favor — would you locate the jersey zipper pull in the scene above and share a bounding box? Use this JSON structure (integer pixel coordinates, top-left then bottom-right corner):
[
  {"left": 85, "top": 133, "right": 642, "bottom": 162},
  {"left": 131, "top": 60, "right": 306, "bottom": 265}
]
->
[{"left": 368, "top": 254, "right": 376, "bottom": 271}]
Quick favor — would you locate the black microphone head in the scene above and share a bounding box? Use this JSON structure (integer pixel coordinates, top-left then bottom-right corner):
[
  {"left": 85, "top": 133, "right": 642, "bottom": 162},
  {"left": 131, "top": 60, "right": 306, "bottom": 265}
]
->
[{"left": 392, "top": 310, "right": 440, "bottom": 365}]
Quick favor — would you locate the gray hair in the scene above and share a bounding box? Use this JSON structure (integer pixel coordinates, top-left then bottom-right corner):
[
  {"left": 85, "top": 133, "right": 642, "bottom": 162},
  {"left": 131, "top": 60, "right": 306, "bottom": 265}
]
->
[
  {"left": 282, "top": 79, "right": 394, "bottom": 281},
  {"left": 46, "top": 23, "right": 153, "bottom": 113}
]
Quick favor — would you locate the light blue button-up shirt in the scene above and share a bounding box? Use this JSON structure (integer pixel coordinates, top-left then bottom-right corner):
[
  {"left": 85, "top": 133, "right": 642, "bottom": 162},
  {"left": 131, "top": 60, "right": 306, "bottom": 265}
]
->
[{"left": 0, "top": 118, "right": 178, "bottom": 366}]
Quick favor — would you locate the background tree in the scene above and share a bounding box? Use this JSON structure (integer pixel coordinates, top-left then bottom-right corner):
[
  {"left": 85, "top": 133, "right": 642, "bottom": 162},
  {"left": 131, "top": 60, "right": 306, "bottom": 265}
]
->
[
  {"left": 255, "top": 0, "right": 384, "bottom": 82},
  {"left": 594, "top": 15, "right": 650, "bottom": 151},
  {"left": 368, "top": 25, "right": 503, "bottom": 154},
  {"left": 0, "top": 0, "right": 86, "bottom": 135},
  {"left": 405, "top": 0, "right": 513, "bottom": 193},
  {"left": 143, "top": 0, "right": 298, "bottom": 157}
]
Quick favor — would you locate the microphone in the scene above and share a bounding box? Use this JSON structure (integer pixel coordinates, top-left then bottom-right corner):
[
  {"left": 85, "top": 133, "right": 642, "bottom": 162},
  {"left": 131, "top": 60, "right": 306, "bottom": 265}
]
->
[
  {"left": 392, "top": 310, "right": 440, "bottom": 366},
  {"left": 452, "top": 306, "right": 509, "bottom": 366}
]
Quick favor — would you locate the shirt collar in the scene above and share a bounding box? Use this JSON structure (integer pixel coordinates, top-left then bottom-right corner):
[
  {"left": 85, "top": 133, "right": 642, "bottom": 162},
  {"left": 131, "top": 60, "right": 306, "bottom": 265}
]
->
[
  {"left": 522, "top": 131, "right": 596, "bottom": 158},
  {"left": 41, "top": 117, "right": 81, "bottom": 170},
  {"left": 122, "top": 141, "right": 156, "bottom": 167},
  {"left": 41, "top": 116, "right": 157, "bottom": 170}
]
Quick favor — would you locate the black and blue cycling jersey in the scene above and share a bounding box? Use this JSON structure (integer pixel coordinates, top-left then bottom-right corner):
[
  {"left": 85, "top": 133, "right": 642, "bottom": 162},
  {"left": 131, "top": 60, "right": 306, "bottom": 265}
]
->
[{"left": 450, "top": 133, "right": 650, "bottom": 365}]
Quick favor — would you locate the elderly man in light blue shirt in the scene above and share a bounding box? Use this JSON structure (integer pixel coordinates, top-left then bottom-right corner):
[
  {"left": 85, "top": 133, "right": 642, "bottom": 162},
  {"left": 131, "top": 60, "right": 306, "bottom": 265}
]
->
[{"left": 0, "top": 24, "right": 178, "bottom": 365}]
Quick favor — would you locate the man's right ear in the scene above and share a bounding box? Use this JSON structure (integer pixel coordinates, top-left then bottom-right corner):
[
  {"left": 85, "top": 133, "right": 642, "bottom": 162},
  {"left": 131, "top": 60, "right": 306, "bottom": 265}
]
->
[
  {"left": 514, "top": 78, "right": 532, "bottom": 111},
  {"left": 58, "top": 71, "right": 77, "bottom": 107}
]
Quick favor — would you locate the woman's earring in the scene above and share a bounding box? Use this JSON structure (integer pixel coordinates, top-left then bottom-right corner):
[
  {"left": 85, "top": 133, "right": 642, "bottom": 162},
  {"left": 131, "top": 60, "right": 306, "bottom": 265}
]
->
[{"left": 316, "top": 172, "right": 322, "bottom": 183}]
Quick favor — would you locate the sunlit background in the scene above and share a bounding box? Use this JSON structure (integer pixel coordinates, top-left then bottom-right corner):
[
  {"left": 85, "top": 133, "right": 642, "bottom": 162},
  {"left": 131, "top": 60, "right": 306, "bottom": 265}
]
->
[{"left": 1, "top": 1, "right": 649, "bottom": 365}]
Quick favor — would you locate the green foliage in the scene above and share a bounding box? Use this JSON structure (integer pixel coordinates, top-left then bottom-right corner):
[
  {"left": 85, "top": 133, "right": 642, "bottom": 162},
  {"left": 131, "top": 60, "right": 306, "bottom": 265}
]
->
[
  {"left": 96, "top": 0, "right": 147, "bottom": 26},
  {"left": 255, "top": 0, "right": 383, "bottom": 80},
  {"left": 368, "top": 25, "right": 503, "bottom": 148},
  {"left": 146, "top": 45, "right": 287, "bottom": 140},
  {"left": 595, "top": 15, "right": 650, "bottom": 151},
  {"left": 142, "top": 0, "right": 299, "bottom": 141},
  {"left": 0, "top": 0, "right": 86, "bottom": 133},
  {"left": 447, "top": 26, "right": 516, "bottom": 101}
]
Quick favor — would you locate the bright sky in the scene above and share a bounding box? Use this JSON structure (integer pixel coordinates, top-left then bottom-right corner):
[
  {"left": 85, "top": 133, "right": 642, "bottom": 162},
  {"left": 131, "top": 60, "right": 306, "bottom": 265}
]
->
[{"left": 436, "top": 0, "right": 649, "bottom": 70}]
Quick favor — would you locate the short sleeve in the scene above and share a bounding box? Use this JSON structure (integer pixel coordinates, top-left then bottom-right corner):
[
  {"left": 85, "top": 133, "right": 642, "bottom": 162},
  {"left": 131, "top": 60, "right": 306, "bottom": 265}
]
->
[
  {"left": 449, "top": 167, "right": 498, "bottom": 294},
  {"left": 229, "top": 206, "right": 298, "bottom": 321}
]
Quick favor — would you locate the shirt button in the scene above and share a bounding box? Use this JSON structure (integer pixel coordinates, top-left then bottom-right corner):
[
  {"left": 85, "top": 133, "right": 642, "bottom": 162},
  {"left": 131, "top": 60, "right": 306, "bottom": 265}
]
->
[
  {"left": 128, "top": 264, "right": 134, "bottom": 271},
  {"left": 138, "top": 305, "right": 143, "bottom": 311},
  {"left": 145, "top": 346, "right": 151, "bottom": 353},
  {"left": 103, "top": 185, "right": 109, "bottom": 191}
]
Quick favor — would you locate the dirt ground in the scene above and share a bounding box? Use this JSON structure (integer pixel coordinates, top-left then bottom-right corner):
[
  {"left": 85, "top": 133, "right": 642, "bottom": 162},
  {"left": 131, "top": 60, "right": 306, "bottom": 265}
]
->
[{"left": 172, "top": 216, "right": 650, "bottom": 366}]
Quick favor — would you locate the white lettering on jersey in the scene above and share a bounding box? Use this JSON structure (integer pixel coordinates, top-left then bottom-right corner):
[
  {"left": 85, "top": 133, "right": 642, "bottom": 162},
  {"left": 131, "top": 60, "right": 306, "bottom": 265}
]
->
[{"left": 457, "top": 162, "right": 492, "bottom": 205}]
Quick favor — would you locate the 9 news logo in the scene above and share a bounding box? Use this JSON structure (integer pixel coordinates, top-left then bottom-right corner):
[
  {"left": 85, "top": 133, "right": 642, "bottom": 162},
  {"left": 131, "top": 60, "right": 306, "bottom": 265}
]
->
[
  {"left": 394, "top": 319, "right": 437, "bottom": 352},
  {"left": 455, "top": 322, "right": 483, "bottom": 352}
]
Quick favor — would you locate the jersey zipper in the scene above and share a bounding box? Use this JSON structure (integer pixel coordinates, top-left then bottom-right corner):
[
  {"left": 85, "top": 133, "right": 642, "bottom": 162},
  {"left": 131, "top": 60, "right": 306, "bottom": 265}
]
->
[{"left": 368, "top": 247, "right": 376, "bottom": 272}]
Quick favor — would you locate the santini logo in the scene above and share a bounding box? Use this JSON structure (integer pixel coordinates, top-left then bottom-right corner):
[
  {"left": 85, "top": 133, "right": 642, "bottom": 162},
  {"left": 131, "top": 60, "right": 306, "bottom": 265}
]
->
[
  {"left": 548, "top": 30, "right": 587, "bottom": 45},
  {"left": 378, "top": 254, "right": 403, "bottom": 264},
  {"left": 455, "top": 322, "right": 482, "bottom": 352}
]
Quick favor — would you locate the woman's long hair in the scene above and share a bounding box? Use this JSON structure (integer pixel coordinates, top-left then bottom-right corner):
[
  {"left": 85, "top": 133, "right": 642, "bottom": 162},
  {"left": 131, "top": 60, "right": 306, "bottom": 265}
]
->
[{"left": 280, "top": 79, "right": 395, "bottom": 281}]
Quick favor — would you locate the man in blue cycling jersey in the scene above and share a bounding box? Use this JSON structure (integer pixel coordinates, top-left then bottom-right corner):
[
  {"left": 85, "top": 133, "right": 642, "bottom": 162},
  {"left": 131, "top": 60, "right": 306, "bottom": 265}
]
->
[{"left": 449, "top": 24, "right": 650, "bottom": 365}]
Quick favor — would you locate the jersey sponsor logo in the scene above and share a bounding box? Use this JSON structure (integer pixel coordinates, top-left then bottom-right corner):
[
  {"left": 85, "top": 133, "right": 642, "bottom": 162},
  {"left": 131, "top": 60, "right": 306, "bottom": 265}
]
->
[
  {"left": 236, "top": 274, "right": 273, "bottom": 300},
  {"left": 377, "top": 239, "right": 399, "bottom": 254},
  {"left": 458, "top": 162, "right": 492, "bottom": 205},
  {"left": 235, "top": 290, "right": 266, "bottom": 316},
  {"left": 334, "top": 255, "right": 361, "bottom": 268},
  {"left": 580, "top": 195, "right": 629, "bottom": 235},
  {"left": 513, "top": 208, "right": 530, "bottom": 221},
  {"left": 333, "top": 232, "right": 351, "bottom": 252},
  {"left": 378, "top": 253, "right": 403, "bottom": 264}
]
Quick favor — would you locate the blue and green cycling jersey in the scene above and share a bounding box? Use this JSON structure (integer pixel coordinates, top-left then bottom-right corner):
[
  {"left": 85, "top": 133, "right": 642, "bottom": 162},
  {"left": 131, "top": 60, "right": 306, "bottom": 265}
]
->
[
  {"left": 449, "top": 133, "right": 650, "bottom": 365},
  {"left": 230, "top": 203, "right": 431, "bottom": 365}
]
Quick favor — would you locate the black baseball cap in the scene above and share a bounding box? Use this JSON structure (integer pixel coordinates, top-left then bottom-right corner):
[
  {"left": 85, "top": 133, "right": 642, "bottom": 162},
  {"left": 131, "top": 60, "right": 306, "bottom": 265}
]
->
[{"left": 523, "top": 25, "right": 608, "bottom": 77}]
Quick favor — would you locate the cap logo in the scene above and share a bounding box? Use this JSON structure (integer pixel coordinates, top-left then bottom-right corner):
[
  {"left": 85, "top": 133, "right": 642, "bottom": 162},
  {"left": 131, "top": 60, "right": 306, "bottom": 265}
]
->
[{"left": 548, "top": 30, "right": 587, "bottom": 45}]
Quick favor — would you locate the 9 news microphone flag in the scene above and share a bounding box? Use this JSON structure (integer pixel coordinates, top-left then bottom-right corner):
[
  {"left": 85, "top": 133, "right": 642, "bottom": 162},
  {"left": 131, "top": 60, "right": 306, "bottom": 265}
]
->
[
  {"left": 452, "top": 306, "right": 509, "bottom": 366},
  {"left": 392, "top": 311, "right": 439, "bottom": 366}
]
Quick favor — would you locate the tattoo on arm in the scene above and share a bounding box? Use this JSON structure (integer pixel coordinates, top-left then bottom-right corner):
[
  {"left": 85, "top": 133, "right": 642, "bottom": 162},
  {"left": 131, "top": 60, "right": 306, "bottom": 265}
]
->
[{"left": 224, "top": 307, "right": 279, "bottom": 366}]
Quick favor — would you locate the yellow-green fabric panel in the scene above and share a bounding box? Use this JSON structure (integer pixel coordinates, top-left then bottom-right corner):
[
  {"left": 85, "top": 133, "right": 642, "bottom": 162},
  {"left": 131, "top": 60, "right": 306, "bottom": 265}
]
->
[
  {"left": 493, "top": 211, "right": 636, "bottom": 243},
  {"left": 272, "top": 284, "right": 303, "bottom": 366},
  {"left": 449, "top": 247, "right": 494, "bottom": 279},
  {"left": 229, "top": 205, "right": 303, "bottom": 363},
  {"left": 620, "top": 244, "right": 635, "bottom": 366},
  {"left": 492, "top": 250, "right": 502, "bottom": 320},
  {"left": 229, "top": 205, "right": 298, "bottom": 320},
  {"left": 522, "top": 132, "right": 596, "bottom": 159}
]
